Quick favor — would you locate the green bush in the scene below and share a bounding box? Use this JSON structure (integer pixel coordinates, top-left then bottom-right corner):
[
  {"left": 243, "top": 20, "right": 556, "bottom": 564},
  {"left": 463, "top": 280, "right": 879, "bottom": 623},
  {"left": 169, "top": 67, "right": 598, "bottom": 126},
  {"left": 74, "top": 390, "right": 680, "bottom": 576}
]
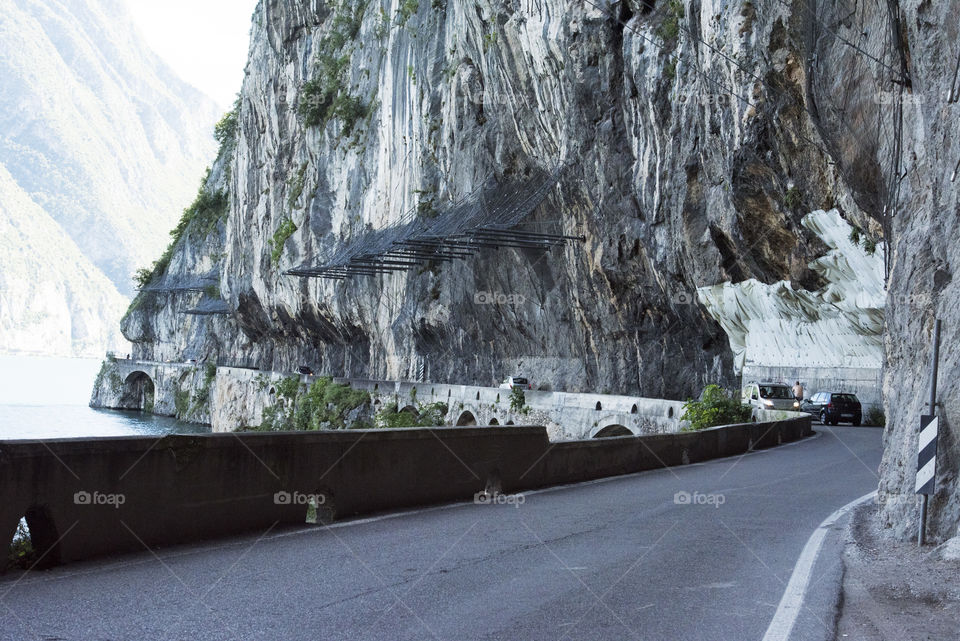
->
[
  {"left": 192, "top": 363, "right": 217, "bottom": 410},
  {"left": 375, "top": 401, "right": 448, "bottom": 428},
  {"left": 298, "top": 1, "right": 370, "bottom": 135},
  {"left": 656, "top": 0, "right": 684, "bottom": 42},
  {"left": 784, "top": 186, "right": 801, "bottom": 209},
  {"left": 174, "top": 388, "right": 191, "bottom": 417},
  {"left": 848, "top": 225, "right": 862, "bottom": 246},
  {"left": 269, "top": 218, "right": 299, "bottom": 265},
  {"left": 866, "top": 406, "right": 886, "bottom": 427},
  {"left": 395, "top": 0, "right": 419, "bottom": 25},
  {"left": 214, "top": 96, "right": 240, "bottom": 153},
  {"left": 681, "top": 384, "right": 752, "bottom": 431},
  {"left": 250, "top": 377, "right": 372, "bottom": 432},
  {"left": 663, "top": 57, "right": 677, "bottom": 81},
  {"left": 287, "top": 162, "right": 309, "bottom": 208},
  {"left": 330, "top": 93, "right": 368, "bottom": 136},
  {"left": 133, "top": 268, "right": 154, "bottom": 290},
  {"left": 509, "top": 387, "right": 526, "bottom": 412}
]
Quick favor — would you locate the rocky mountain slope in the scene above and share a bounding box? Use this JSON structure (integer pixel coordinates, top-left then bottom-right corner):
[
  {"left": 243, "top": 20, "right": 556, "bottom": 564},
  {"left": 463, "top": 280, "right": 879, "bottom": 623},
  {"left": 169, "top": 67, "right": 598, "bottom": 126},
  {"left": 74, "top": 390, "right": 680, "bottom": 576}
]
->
[
  {"left": 0, "top": 0, "right": 218, "bottom": 355},
  {"left": 121, "top": 0, "right": 959, "bottom": 542},
  {"left": 0, "top": 164, "right": 126, "bottom": 355}
]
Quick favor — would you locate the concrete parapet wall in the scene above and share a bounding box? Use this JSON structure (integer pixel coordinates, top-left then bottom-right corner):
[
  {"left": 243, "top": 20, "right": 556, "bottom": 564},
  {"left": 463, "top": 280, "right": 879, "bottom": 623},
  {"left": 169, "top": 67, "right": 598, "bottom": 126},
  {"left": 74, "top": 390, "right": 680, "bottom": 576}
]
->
[
  {"left": 1, "top": 416, "right": 811, "bottom": 567},
  {"left": 90, "top": 361, "right": 687, "bottom": 439},
  {"left": 337, "top": 377, "right": 685, "bottom": 439}
]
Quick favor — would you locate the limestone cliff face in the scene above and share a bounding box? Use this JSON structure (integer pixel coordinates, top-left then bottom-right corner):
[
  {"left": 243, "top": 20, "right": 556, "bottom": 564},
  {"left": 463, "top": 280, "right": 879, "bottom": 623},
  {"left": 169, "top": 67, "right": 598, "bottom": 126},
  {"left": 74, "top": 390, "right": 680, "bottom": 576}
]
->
[{"left": 121, "top": 1, "right": 959, "bottom": 540}]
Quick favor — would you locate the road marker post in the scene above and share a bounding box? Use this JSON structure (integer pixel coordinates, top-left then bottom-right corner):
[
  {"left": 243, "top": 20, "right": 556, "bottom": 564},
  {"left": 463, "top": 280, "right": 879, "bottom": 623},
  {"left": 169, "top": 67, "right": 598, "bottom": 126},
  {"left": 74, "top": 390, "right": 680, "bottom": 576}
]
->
[{"left": 917, "top": 319, "right": 941, "bottom": 546}]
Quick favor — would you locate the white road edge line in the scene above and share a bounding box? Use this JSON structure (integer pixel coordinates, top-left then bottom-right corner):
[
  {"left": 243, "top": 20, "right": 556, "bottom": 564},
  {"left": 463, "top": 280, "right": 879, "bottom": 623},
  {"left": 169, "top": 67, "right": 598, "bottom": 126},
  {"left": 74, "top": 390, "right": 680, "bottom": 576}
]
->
[{"left": 761, "top": 489, "right": 877, "bottom": 641}]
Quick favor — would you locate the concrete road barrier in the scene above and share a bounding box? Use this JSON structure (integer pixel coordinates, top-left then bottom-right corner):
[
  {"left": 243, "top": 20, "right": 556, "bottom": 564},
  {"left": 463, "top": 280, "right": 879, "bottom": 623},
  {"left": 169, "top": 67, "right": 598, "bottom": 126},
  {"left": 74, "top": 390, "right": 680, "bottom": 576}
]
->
[{"left": 1, "top": 416, "right": 811, "bottom": 567}]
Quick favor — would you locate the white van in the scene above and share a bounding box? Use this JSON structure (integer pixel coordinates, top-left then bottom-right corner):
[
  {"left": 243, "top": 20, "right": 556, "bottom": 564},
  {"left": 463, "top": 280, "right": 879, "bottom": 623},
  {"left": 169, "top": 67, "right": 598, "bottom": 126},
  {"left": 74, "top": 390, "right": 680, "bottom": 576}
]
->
[{"left": 741, "top": 382, "right": 801, "bottom": 411}]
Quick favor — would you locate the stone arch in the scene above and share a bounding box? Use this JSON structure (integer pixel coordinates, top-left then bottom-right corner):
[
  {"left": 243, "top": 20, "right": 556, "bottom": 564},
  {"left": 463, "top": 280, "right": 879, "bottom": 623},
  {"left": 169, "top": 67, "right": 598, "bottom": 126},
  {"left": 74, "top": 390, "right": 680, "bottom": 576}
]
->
[
  {"left": 121, "top": 371, "right": 155, "bottom": 412},
  {"left": 592, "top": 424, "right": 634, "bottom": 438},
  {"left": 595, "top": 401, "right": 603, "bottom": 411},
  {"left": 456, "top": 411, "right": 477, "bottom": 426},
  {"left": 399, "top": 404, "right": 419, "bottom": 417},
  {"left": 489, "top": 418, "right": 500, "bottom": 425},
  {"left": 506, "top": 420, "right": 515, "bottom": 425},
  {"left": 475, "top": 391, "right": 480, "bottom": 400},
  {"left": 631, "top": 404, "right": 638, "bottom": 414},
  {"left": 668, "top": 406, "right": 675, "bottom": 418}
]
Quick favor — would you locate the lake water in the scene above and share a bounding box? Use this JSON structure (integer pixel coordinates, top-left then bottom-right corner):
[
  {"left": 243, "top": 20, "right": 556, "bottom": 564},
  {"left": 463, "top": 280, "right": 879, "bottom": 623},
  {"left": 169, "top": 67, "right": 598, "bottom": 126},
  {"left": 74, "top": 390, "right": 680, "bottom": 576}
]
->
[{"left": 0, "top": 355, "right": 208, "bottom": 440}]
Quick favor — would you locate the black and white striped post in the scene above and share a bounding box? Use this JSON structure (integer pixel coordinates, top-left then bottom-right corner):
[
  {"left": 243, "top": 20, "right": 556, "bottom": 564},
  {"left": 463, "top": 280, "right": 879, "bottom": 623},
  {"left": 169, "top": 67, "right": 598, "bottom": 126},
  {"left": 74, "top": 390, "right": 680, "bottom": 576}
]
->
[{"left": 917, "top": 319, "right": 942, "bottom": 546}]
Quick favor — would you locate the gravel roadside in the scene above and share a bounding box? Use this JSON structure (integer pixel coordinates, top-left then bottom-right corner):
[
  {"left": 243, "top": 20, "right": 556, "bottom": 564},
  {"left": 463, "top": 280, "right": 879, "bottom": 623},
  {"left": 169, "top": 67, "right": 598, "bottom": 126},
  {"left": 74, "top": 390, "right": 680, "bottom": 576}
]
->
[{"left": 836, "top": 503, "right": 960, "bottom": 640}]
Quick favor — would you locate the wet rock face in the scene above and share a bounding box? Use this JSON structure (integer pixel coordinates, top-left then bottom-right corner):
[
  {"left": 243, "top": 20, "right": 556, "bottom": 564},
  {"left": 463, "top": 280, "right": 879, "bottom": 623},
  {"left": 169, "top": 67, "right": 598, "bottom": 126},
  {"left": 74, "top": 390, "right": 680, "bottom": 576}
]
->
[{"left": 124, "top": 2, "right": 958, "bottom": 538}]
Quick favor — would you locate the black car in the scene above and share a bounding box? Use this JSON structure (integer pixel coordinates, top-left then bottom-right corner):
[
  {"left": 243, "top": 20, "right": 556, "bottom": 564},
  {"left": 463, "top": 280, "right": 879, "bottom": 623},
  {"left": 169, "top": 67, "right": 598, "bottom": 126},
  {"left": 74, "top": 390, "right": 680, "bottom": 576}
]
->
[
  {"left": 801, "top": 392, "right": 862, "bottom": 426},
  {"left": 296, "top": 365, "right": 314, "bottom": 376}
]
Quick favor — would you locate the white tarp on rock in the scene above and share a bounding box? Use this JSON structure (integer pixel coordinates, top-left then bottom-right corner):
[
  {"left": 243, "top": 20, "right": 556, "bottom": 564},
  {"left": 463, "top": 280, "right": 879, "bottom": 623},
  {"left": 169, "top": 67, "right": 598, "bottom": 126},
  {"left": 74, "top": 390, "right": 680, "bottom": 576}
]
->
[{"left": 697, "top": 209, "right": 886, "bottom": 373}]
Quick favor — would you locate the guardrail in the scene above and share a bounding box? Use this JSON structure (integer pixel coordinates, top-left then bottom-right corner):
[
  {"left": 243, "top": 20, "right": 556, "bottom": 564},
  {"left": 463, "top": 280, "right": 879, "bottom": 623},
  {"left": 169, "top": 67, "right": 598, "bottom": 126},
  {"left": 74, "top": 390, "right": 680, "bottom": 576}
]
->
[{"left": 1, "top": 415, "right": 811, "bottom": 568}]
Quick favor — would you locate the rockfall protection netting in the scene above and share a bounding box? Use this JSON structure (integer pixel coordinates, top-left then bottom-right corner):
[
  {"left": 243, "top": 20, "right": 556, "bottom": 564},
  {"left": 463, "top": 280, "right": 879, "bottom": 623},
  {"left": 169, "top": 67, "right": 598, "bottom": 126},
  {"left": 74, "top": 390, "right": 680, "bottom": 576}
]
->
[
  {"left": 139, "top": 269, "right": 219, "bottom": 293},
  {"left": 183, "top": 298, "right": 232, "bottom": 315},
  {"left": 287, "top": 166, "right": 583, "bottom": 280}
]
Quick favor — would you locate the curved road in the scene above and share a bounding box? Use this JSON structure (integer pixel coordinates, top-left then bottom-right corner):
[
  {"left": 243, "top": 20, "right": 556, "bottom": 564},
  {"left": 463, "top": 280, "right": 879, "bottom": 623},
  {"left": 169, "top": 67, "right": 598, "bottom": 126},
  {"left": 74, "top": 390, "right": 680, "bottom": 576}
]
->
[{"left": 0, "top": 426, "right": 882, "bottom": 641}]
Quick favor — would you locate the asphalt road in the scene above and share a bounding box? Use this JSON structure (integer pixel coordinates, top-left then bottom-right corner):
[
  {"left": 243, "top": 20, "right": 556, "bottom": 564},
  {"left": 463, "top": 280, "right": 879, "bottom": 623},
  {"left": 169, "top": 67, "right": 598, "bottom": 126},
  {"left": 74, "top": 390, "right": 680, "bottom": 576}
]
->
[{"left": 1, "top": 425, "right": 883, "bottom": 641}]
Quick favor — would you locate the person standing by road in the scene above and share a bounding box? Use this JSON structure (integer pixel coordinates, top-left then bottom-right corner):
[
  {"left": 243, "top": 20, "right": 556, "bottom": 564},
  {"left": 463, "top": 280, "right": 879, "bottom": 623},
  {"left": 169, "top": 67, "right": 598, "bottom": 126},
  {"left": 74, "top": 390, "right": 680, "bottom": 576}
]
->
[{"left": 792, "top": 380, "right": 804, "bottom": 402}]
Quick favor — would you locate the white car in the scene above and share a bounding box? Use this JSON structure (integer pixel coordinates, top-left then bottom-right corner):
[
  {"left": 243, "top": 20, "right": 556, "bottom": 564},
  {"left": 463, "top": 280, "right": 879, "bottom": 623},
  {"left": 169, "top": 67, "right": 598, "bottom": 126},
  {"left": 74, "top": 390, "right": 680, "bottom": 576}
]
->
[
  {"left": 741, "top": 382, "right": 800, "bottom": 411},
  {"left": 499, "top": 376, "right": 532, "bottom": 390}
]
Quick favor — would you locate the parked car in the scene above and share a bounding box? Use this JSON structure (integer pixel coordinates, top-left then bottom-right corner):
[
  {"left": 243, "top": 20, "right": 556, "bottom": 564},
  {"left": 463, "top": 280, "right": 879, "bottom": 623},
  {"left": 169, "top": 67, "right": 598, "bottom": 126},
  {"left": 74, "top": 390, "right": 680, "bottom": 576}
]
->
[
  {"left": 801, "top": 392, "right": 862, "bottom": 426},
  {"left": 499, "top": 376, "right": 532, "bottom": 390},
  {"left": 741, "top": 382, "right": 801, "bottom": 411},
  {"left": 296, "top": 365, "right": 314, "bottom": 376}
]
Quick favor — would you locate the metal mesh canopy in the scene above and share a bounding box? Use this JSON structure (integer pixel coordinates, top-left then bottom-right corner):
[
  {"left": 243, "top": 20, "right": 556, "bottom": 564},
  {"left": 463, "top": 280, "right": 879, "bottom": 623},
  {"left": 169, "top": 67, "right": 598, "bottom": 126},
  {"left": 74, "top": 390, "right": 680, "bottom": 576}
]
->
[
  {"left": 141, "top": 269, "right": 219, "bottom": 293},
  {"left": 182, "top": 298, "right": 232, "bottom": 315},
  {"left": 287, "top": 167, "right": 582, "bottom": 280}
]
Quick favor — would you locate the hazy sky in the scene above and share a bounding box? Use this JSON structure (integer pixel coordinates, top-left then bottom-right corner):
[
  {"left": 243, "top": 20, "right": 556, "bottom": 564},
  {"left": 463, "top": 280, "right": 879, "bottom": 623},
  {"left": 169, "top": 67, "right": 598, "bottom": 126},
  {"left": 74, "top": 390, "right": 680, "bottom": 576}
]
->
[{"left": 125, "top": 0, "right": 259, "bottom": 111}]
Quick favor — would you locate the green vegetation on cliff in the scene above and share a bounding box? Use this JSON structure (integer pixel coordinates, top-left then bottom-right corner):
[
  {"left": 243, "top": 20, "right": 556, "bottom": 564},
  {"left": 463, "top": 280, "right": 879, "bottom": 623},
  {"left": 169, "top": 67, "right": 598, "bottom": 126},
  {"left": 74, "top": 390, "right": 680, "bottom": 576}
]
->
[
  {"left": 246, "top": 376, "right": 373, "bottom": 431},
  {"left": 375, "top": 401, "right": 448, "bottom": 428},
  {"left": 269, "top": 218, "right": 299, "bottom": 265},
  {"left": 298, "top": 1, "right": 370, "bottom": 136}
]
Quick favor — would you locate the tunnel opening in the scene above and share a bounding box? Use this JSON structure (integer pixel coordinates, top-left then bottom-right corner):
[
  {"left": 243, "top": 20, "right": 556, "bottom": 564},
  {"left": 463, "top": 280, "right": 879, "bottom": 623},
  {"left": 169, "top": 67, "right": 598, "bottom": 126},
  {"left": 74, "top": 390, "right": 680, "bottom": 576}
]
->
[
  {"left": 456, "top": 411, "right": 477, "bottom": 426},
  {"left": 121, "top": 371, "right": 155, "bottom": 412},
  {"left": 6, "top": 507, "right": 60, "bottom": 571},
  {"left": 489, "top": 418, "right": 499, "bottom": 425},
  {"left": 594, "top": 424, "right": 633, "bottom": 438}
]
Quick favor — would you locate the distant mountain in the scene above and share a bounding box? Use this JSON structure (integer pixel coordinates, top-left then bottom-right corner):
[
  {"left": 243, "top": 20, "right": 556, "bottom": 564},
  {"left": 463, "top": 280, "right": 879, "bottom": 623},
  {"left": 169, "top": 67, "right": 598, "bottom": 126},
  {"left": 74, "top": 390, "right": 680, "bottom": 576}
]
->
[
  {"left": 0, "top": 0, "right": 219, "bottom": 356},
  {"left": 0, "top": 163, "right": 126, "bottom": 355}
]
